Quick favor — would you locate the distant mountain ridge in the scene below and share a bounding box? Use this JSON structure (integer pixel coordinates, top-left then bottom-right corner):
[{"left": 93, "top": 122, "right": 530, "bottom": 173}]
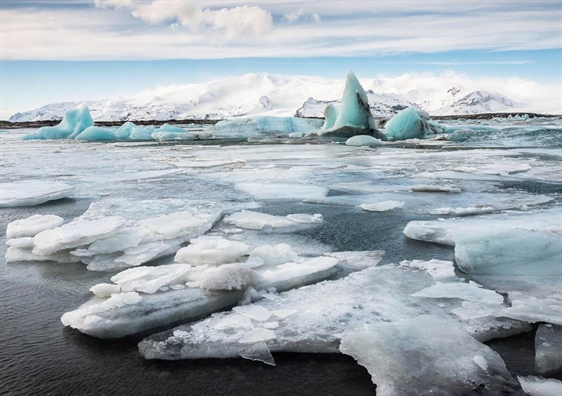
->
[{"left": 9, "top": 73, "right": 529, "bottom": 122}]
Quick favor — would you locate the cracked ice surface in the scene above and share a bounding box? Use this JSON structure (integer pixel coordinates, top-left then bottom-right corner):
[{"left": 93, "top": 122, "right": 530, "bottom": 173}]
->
[{"left": 139, "top": 260, "right": 530, "bottom": 364}]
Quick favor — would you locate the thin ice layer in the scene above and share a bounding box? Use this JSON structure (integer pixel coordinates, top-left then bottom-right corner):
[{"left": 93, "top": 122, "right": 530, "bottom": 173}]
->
[{"left": 340, "top": 316, "right": 523, "bottom": 396}]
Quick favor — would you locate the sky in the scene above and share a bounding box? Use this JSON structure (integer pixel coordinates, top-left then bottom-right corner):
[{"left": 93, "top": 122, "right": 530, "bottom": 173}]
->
[{"left": 1, "top": 0, "right": 561, "bottom": 119}]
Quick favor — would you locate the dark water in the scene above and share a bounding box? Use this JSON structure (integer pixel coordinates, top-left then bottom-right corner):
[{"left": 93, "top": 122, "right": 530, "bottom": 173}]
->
[{"left": 1, "top": 195, "right": 558, "bottom": 395}]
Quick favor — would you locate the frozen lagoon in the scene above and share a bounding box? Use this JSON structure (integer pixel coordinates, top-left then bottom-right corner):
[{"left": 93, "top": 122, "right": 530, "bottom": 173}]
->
[{"left": 1, "top": 117, "right": 562, "bottom": 395}]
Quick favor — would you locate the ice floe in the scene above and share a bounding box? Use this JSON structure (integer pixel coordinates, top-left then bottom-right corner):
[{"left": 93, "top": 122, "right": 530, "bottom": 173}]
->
[
  {"left": 224, "top": 210, "right": 322, "bottom": 230},
  {"left": 139, "top": 259, "right": 530, "bottom": 365},
  {"left": 5, "top": 198, "right": 231, "bottom": 271},
  {"left": 518, "top": 376, "right": 562, "bottom": 396},
  {"left": 0, "top": 181, "right": 75, "bottom": 207},
  {"left": 61, "top": 254, "right": 339, "bottom": 338},
  {"left": 340, "top": 316, "right": 523, "bottom": 396}
]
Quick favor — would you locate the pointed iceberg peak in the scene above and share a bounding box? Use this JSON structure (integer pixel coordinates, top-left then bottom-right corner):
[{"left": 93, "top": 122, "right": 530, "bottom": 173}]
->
[{"left": 319, "top": 70, "right": 385, "bottom": 141}]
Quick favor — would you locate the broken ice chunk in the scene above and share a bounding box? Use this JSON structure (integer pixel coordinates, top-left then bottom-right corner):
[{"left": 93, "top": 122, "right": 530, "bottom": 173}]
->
[
  {"left": 412, "top": 282, "right": 504, "bottom": 304},
  {"left": 285, "top": 213, "right": 323, "bottom": 224},
  {"left": 325, "top": 250, "right": 384, "bottom": 270},
  {"left": 518, "top": 376, "right": 562, "bottom": 396},
  {"left": 175, "top": 236, "right": 250, "bottom": 266},
  {"left": 90, "top": 283, "right": 121, "bottom": 298},
  {"left": 239, "top": 341, "right": 275, "bottom": 366},
  {"left": 233, "top": 306, "right": 272, "bottom": 322},
  {"left": 140, "top": 211, "right": 211, "bottom": 239},
  {"left": 88, "top": 226, "right": 151, "bottom": 254},
  {"left": 6, "top": 237, "right": 35, "bottom": 249},
  {"left": 0, "top": 181, "right": 75, "bottom": 208},
  {"left": 33, "top": 217, "right": 126, "bottom": 255},
  {"left": 110, "top": 264, "right": 192, "bottom": 294},
  {"left": 400, "top": 259, "right": 456, "bottom": 282},
  {"left": 224, "top": 210, "right": 296, "bottom": 230},
  {"left": 214, "top": 314, "right": 253, "bottom": 330},
  {"left": 359, "top": 201, "right": 404, "bottom": 212},
  {"left": 199, "top": 267, "right": 264, "bottom": 291},
  {"left": 339, "top": 316, "right": 523, "bottom": 396},
  {"left": 535, "top": 324, "right": 562, "bottom": 374},
  {"left": 249, "top": 244, "right": 299, "bottom": 266},
  {"left": 238, "top": 328, "right": 275, "bottom": 344},
  {"left": 6, "top": 214, "right": 64, "bottom": 239}
]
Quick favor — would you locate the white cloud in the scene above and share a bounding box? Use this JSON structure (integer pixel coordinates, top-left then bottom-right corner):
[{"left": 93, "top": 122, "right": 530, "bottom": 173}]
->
[
  {"left": 96, "top": 0, "right": 273, "bottom": 40},
  {"left": 0, "top": 2, "right": 560, "bottom": 59},
  {"left": 281, "top": 9, "right": 321, "bottom": 23}
]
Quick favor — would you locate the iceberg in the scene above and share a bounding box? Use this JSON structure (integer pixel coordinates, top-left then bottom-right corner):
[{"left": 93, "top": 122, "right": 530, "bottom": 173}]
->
[
  {"left": 384, "top": 107, "right": 428, "bottom": 140},
  {"left": 340, "top": 316, "right": 523, "bottom": 396},
  {"left": 74, "top": 126, "right": 118, "bottom": 141},
  {"left": 61, "top": 255, "right": 339, "bottom": 338},
  {"left": 0, "top": 181, "right": 75, "bottom": 207},
  {"left": 317, "top": 70, "right": 386, "bottom": 141},
  {"left": 156, "top": 123, "right": 186, "bottom": 133},
  {"left": 23, "top": 106, "right": 94, "bottom": 140}
]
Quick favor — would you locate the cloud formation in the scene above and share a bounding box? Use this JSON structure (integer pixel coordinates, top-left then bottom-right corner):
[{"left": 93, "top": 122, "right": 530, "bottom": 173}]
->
[
  {"left": 95, "top": 0, "right": 272, "bottom": 40},
  {"left": 0, "top": 1, "right": 560, "bottom": 59}
]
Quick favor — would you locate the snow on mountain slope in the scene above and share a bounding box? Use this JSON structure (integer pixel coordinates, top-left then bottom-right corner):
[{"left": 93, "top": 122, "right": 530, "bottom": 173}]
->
[{"left": 8, "top": 73, "right": 535, "bottom": 122}]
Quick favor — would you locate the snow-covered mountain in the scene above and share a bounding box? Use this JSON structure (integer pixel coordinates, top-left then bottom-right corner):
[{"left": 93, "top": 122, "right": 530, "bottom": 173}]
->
[{"left": 9, "top": 73, "right": 531, "bottom": 122}]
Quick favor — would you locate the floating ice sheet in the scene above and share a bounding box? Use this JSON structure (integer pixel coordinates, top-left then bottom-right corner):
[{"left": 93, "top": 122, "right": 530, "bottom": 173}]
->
[
  {"left": 62, "top": 255, "right": 339, "bottom": 338},
  {"left": 139, "top": 260, "right": 529, "bottom": 363},
  {"left": 340, "top": 316, "right": 523, "bottom": 396},
  {"left": 0, "top": 181, "right": 75, "bottom": 207}
]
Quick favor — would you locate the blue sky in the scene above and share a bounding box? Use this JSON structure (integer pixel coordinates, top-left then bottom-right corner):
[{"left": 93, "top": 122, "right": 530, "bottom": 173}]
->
[{"left": 1, "top": 1, "right": 561, "bottom": 118}]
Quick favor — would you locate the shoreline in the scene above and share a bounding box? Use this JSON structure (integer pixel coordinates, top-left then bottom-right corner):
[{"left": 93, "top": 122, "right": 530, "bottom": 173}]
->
[{"left": 1, "top": 112, "right": 559, "bottom": 130}]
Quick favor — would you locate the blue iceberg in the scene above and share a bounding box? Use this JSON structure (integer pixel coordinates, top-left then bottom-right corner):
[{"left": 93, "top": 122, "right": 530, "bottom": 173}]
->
[
  {"left": 214, "top": 117, "right": 323, "bottom": 138},
  {"left": 384, "top": 107, "right": 428, "bottom": 140},
  {"left": 23, "top": 107, "right": 94, "bottom": 140},
  {"left": 75, "top": 126, "right": 118, "bottom": 141}
]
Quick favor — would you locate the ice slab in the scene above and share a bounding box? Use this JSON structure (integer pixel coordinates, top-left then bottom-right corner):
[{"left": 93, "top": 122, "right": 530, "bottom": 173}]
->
[
  {"left": 518, "top": 376, "right": 562, "bottom": 396},
  {"left": 325, "top": 250, "right": 384, "bottom": 270},
  {"left": 340, "top": 316, "right": 523, "bottom": 396},
  {"left": 6, "top": 198, "right": 230, "bottom": 271},
  {"left": 249, "top": 244, "right": 299, "bottom": 266},
  {"left": 6, "top": 215, "right": 64, "bottom": 239},
  {"left": 346, "top": 135, "right": 383, "bottom": 147},
  {"left": 0, "top": 181, "right": 75, "bottom": 207},
  {"left": 358, "top": 201, "right": 404, "bottom": 212},
  {"left": 33, "top": 217, "right": 127, "bottom": 255},
  {"left": 235, "top": 183, "right": 329, "bottom": 200},
  {"left": 535, "top": 324, "right": 562, "bottom": 374},
  {"left": 404, "top": 210, "right": 562, "bottom": 325},
  {"left": 224, "top": 210, "right": 322, "bottom": 230},
  {"left": 62, "top": 256, "right": 339, "bottom": 338},
  {"left": 139, "top": 261, "right": 529, "bottom": 362},
  {"left": 175, "top": 236, "right": 250, "bottom": 266}
]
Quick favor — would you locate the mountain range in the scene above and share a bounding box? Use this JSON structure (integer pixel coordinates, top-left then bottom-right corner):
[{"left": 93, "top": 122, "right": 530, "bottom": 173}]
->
[{"left": 8, "top": 73, "right": 541, "bottom": 122}]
